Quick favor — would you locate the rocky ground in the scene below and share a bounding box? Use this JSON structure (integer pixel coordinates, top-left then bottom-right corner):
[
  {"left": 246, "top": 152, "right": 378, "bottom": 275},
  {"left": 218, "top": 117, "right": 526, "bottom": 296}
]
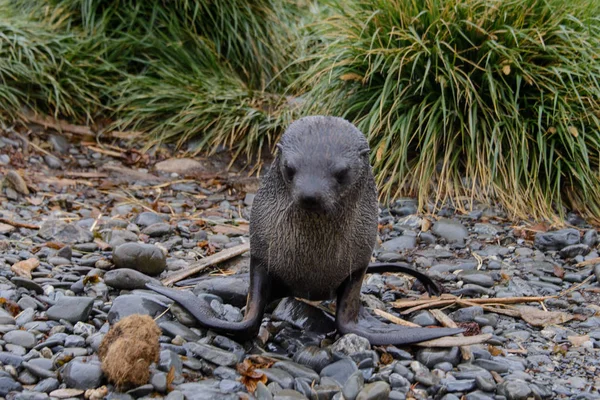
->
[{"left": 0, "top": 125, "right": 599, "bottom": 400}]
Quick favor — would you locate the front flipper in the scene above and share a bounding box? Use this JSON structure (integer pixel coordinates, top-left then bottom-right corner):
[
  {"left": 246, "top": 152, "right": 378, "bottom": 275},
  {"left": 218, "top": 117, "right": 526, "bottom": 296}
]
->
[
  {"left": 335, "top": 270, "right": 463, "bottom": 346},
  {"left": 145, "top": 258, "right": 272, "bottom": 341},
  {"left": 367, "top": 262, "right": 441, "bottom": 296}
]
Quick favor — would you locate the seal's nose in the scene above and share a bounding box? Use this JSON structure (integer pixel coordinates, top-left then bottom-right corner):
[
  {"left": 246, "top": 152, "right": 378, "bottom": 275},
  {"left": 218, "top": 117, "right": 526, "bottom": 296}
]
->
[{"left": 298, "top": 191, "right": 324, "bottom": 212}]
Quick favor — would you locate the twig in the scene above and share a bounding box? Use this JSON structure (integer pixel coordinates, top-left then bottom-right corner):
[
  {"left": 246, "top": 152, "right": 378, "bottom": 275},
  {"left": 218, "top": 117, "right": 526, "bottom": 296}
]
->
[
  {"left": 414, "top": 334, "right": 492, "bottom": 347},
  {"left": 0, "top": 218, "right": 40, "bottom": 230},
  {"left": 372, "top": 309, "right": 421, "bottom": 327},
  {"left": 161, "top": 242, "right": 250, "bottom": 286},
  {"left": 429, "top": 309, "right": 472, "bottom": 361},
  {"left": 575, "top": 257, "right": 600, "bottom": 267},
  {"left": 20, "top": 112, "right": 95, "bottom": 136},
  {"left": 558, "top": 275, "right": 594, "bottom": 297}
]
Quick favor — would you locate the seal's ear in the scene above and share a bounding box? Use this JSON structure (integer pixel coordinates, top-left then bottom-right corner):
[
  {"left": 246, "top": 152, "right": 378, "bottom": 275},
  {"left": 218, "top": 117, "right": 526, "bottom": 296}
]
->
[
  {"left": 276, "top": 143, "right": 283, "bottom": 153},
  {"left": 359, "top": 148, "right": 370, "bottom": 157}
]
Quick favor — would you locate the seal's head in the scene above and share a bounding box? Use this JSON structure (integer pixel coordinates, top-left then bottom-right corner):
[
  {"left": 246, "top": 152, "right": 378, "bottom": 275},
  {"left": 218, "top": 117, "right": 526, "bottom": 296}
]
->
[{"left": 275, "top": 116, "right": 371, "bottom": 214}]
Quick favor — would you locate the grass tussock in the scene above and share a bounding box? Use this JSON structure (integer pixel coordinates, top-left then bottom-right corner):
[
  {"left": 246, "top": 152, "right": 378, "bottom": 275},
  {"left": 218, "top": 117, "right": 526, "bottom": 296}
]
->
[
  {"left": 298, "top": 0, "right": 600, "bottom": 222},
  {"left": 2, "top": 0, "right": 600, "bottom": 222}
]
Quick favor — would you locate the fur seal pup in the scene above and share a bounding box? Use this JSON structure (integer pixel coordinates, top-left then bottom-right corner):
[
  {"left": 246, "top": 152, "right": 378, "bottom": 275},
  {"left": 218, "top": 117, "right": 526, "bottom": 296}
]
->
[{"left": 147, "top": 116, "right": 462, "bottom": 345}]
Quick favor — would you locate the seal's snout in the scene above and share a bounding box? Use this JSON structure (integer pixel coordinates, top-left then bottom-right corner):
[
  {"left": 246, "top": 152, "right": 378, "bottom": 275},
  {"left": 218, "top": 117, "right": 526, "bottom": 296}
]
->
[{"left": 298, "top": 191, "right": 324, "bottom": 212}]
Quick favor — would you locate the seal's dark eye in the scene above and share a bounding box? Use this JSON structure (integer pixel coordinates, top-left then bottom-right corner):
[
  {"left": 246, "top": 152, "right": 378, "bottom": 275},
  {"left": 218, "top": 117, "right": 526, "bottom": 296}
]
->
[
  {"left": 283, "top": 164, "right": 295, "bottom": 182},
  {"left": 334, "top": 167, "right": 349, "bottom": 184}
]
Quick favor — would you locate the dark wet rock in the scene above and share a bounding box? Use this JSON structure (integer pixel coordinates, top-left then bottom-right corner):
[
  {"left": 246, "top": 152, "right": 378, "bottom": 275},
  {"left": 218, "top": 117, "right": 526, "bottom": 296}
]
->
[
  {"left": 0, "top": 376, "right": 23, "bottom": 396},
  {"left": 356, "top": 381, "right": 390, "bottom": 400},
  {"left": 59, "top": 357, "right": 103, "bottom": 390},
  {"left": 273, "top": 361, "right": 319, "bottom": 383},
  {"left": 331, "top": 334, "right": 370, "bottom": 355},
  {"left": 475, "top": 376, "right": 496, "bottom": 392},
  {"left": 0, "top": 308, "right": 16, "bottom": 325},
  {"left": 3, "top": 330, "right": 36, "bottom": 349},
  {"left": 159, "top": 350, "right": 183, "bottom": 377},
  {"left": 127, "top": 384, "right": 154, "bottom": 398},
  {"left": 459, "top": 273, "right": 494, "bottom": 287},
  {"left": 473, "top": 359, "right": 510, "bottom": 373},
  {"left": 272, "top": 389, "right": 309, "bottom": 400},
  {"left": 464, "top": 391, "right": 495, "bottom": 400},
  {"left": 534, "top": 228, "right": 580, "bottom": 251},
  {"left": 188, "top": 343, "right": 239, "bottom": 367},
  {"left": 135, "top": 212, "right": 166, "bottom": 228},
  {"left": 11, "top": 278, "right": 44, "bottom": 294},
  {"left": 583, "top": 229, "right": 598, "bottom": 247},
  {"left": 449, "top": 306, "right": 483, "bottom": 322},
  {"left": 0, "top": 352, "right": 24, "bottom": 367},
  {"left": 380, "top": 236, "right": 417, "bottom": 252},
  {"left": 47, "top": 296, "right": 94, "bottom": 323},
  {"left": 497, "top": 379, "right": 532, "bottom": 400},
  {"left": 443, "top": 378, "right": 476, "bottom": 392},
  {"left": 410, "top": 311, "right": 437, "bottom": 327},
  {"left": 158, "top": 321, "right": 201, "bottom": 342},
  {"left": 258, "top": 368, "right": 294, "bottom": 389},
  {"left": 104, "top": 268, "right": 162, "bottom": 290},
  {"left": 33, "top": 378, "right": 60, "bottom": 393},
  {"left": 320, "top": 358, "right": 358, "bottom": 386},
  {"left": 417, "top": 347, "right": 461, "bottom": 368},
  {"left": 107, "top": 294, "right": 169, "bottom": 324},
  {"left": 189, "top": 279, "right": 247, "bottom": 308},
  {"left": 559, "top": 244, "right": 590, "bottom": 258},
  {"left": 342, "top": 371, "right": 364, "bottom": 400},
  {"left": 272, "top": 298, "right": 336, "bottom": 334},
  {"left": 432, "top": 219, "right": 469, "bottom": 243},
  {"left": 473, "top": 223, "right": 502, "bottom": 236},
  {"left": 38, "top": 220, "right": 93, "bottom": 244},
  {"left": 112, "top": 242, "right": 167, "bottom": 276},
  {"left": 141, "top": 223, "right": 173, "bottom": 237},
  {"left": 293, "top": 346, "right": 333, "bottom": 373}
]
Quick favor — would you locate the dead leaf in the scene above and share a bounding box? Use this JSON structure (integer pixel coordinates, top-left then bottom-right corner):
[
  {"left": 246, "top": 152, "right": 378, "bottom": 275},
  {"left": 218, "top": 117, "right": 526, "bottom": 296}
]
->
[
  {"left": 340, "top": 73, "right": 363, "bottom": 82},
  {"left": 502, "top": 64, "right": 511, "bottom": 75},
  {"left": 0, "top": 223, "right": 15, "bottom": 234},
  {"left": 487, "top": 345, "right": 504, "bottom": 356},
  {"left": 166, "top": 366, "right": 175, "bottom": 391},
  {"left": 11, "top": 258, "right": 40, "bottom": 279},
  {"left": 568, "top": 126, "right": 578, "bottom": 137},
  {"left": 380, "top": 352, "right": 394, "bottom": 365},
  {"left": 517, "top": 306, "right": 573, "bottom": 327},
  {"left": 567, "top": 335, "right": 590, "bottom": 347},
  {"left": 26, "top": 196, "right": 44, "bottom": 206},
  {"left": 553, "top": 265, "right": 565, "bottom": 279},
  {"left": 212, "top": 224, "right": 249, "bottom": 236},
  {"left": 421, "top": 218, "right": 432, "bottom": 232},
  {"left": 0, "top": 298, "right": 21, "bottom": 316},
  {"left": 236, "top": 359, "right": 269, "bottom": 393},
  {"left": 376, "top": 142, "right": 385, "bottom": 162}
]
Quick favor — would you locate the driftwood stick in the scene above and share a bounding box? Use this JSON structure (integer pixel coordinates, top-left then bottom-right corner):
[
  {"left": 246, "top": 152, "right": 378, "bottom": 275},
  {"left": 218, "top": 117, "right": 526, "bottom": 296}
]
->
[
  {"left": 161, "top": 242, "right": 250, "bottom": 286},
  {"left": 372, "top": 309, "right": 421, "bottom": 327},
  {"left": 575, "top": 257, "right": 600, "bottom": 267},
  {"left": 20, "top": 112, "right": 95, "bottom": 136},
  {"left": 415, "top": 333, "right": 492, "bottom": 347},
  {"left": 0, "top": 218, "right": 40, "bottom": 230},
  {"left": 394, "top": 295, "right": 556, "bottom": 313},
  {"left": 430, "top": 309, "right": 472, "bottom": 361}
]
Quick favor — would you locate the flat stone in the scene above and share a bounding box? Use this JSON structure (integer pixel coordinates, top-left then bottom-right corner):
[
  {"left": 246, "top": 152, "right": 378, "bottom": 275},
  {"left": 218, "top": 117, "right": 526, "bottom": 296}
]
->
[
  {"left": 381, "top": 236, "right": 417, "bottom": 252},
  {"left": 59, "top": 357, "right": 103, "bottom": 390},
  {"left": 432, "top": 219, "right": 469, "bottom": 243},
  {"left": 188, "top": 343, "right": 239, "bottom": 367},
  {"left": 320, "top": 358, "right": 358, "bottom": 386},
  {"left": 47, "top": 296, "right": 94, "bottom": 323},
  {"left": 38, "top": 219, "right": 93, "bottom": 244},
  {"left": 534, "top": 229, "right": 580, "bottom": 251},
  {"left": 104, "top": 268, "right": 162, "bottom": 290},
  {"left": 112, "top": 242, "right": 167, "bottom": 276},
  {"left": 356, "top": 381, "right": 391, "bottom": 400},
  {"left": 3, "top": 330, "right": 36, "bottom": 349},
  {"left": 331, "top": 334, "right": 370, "bottom": 355}
]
